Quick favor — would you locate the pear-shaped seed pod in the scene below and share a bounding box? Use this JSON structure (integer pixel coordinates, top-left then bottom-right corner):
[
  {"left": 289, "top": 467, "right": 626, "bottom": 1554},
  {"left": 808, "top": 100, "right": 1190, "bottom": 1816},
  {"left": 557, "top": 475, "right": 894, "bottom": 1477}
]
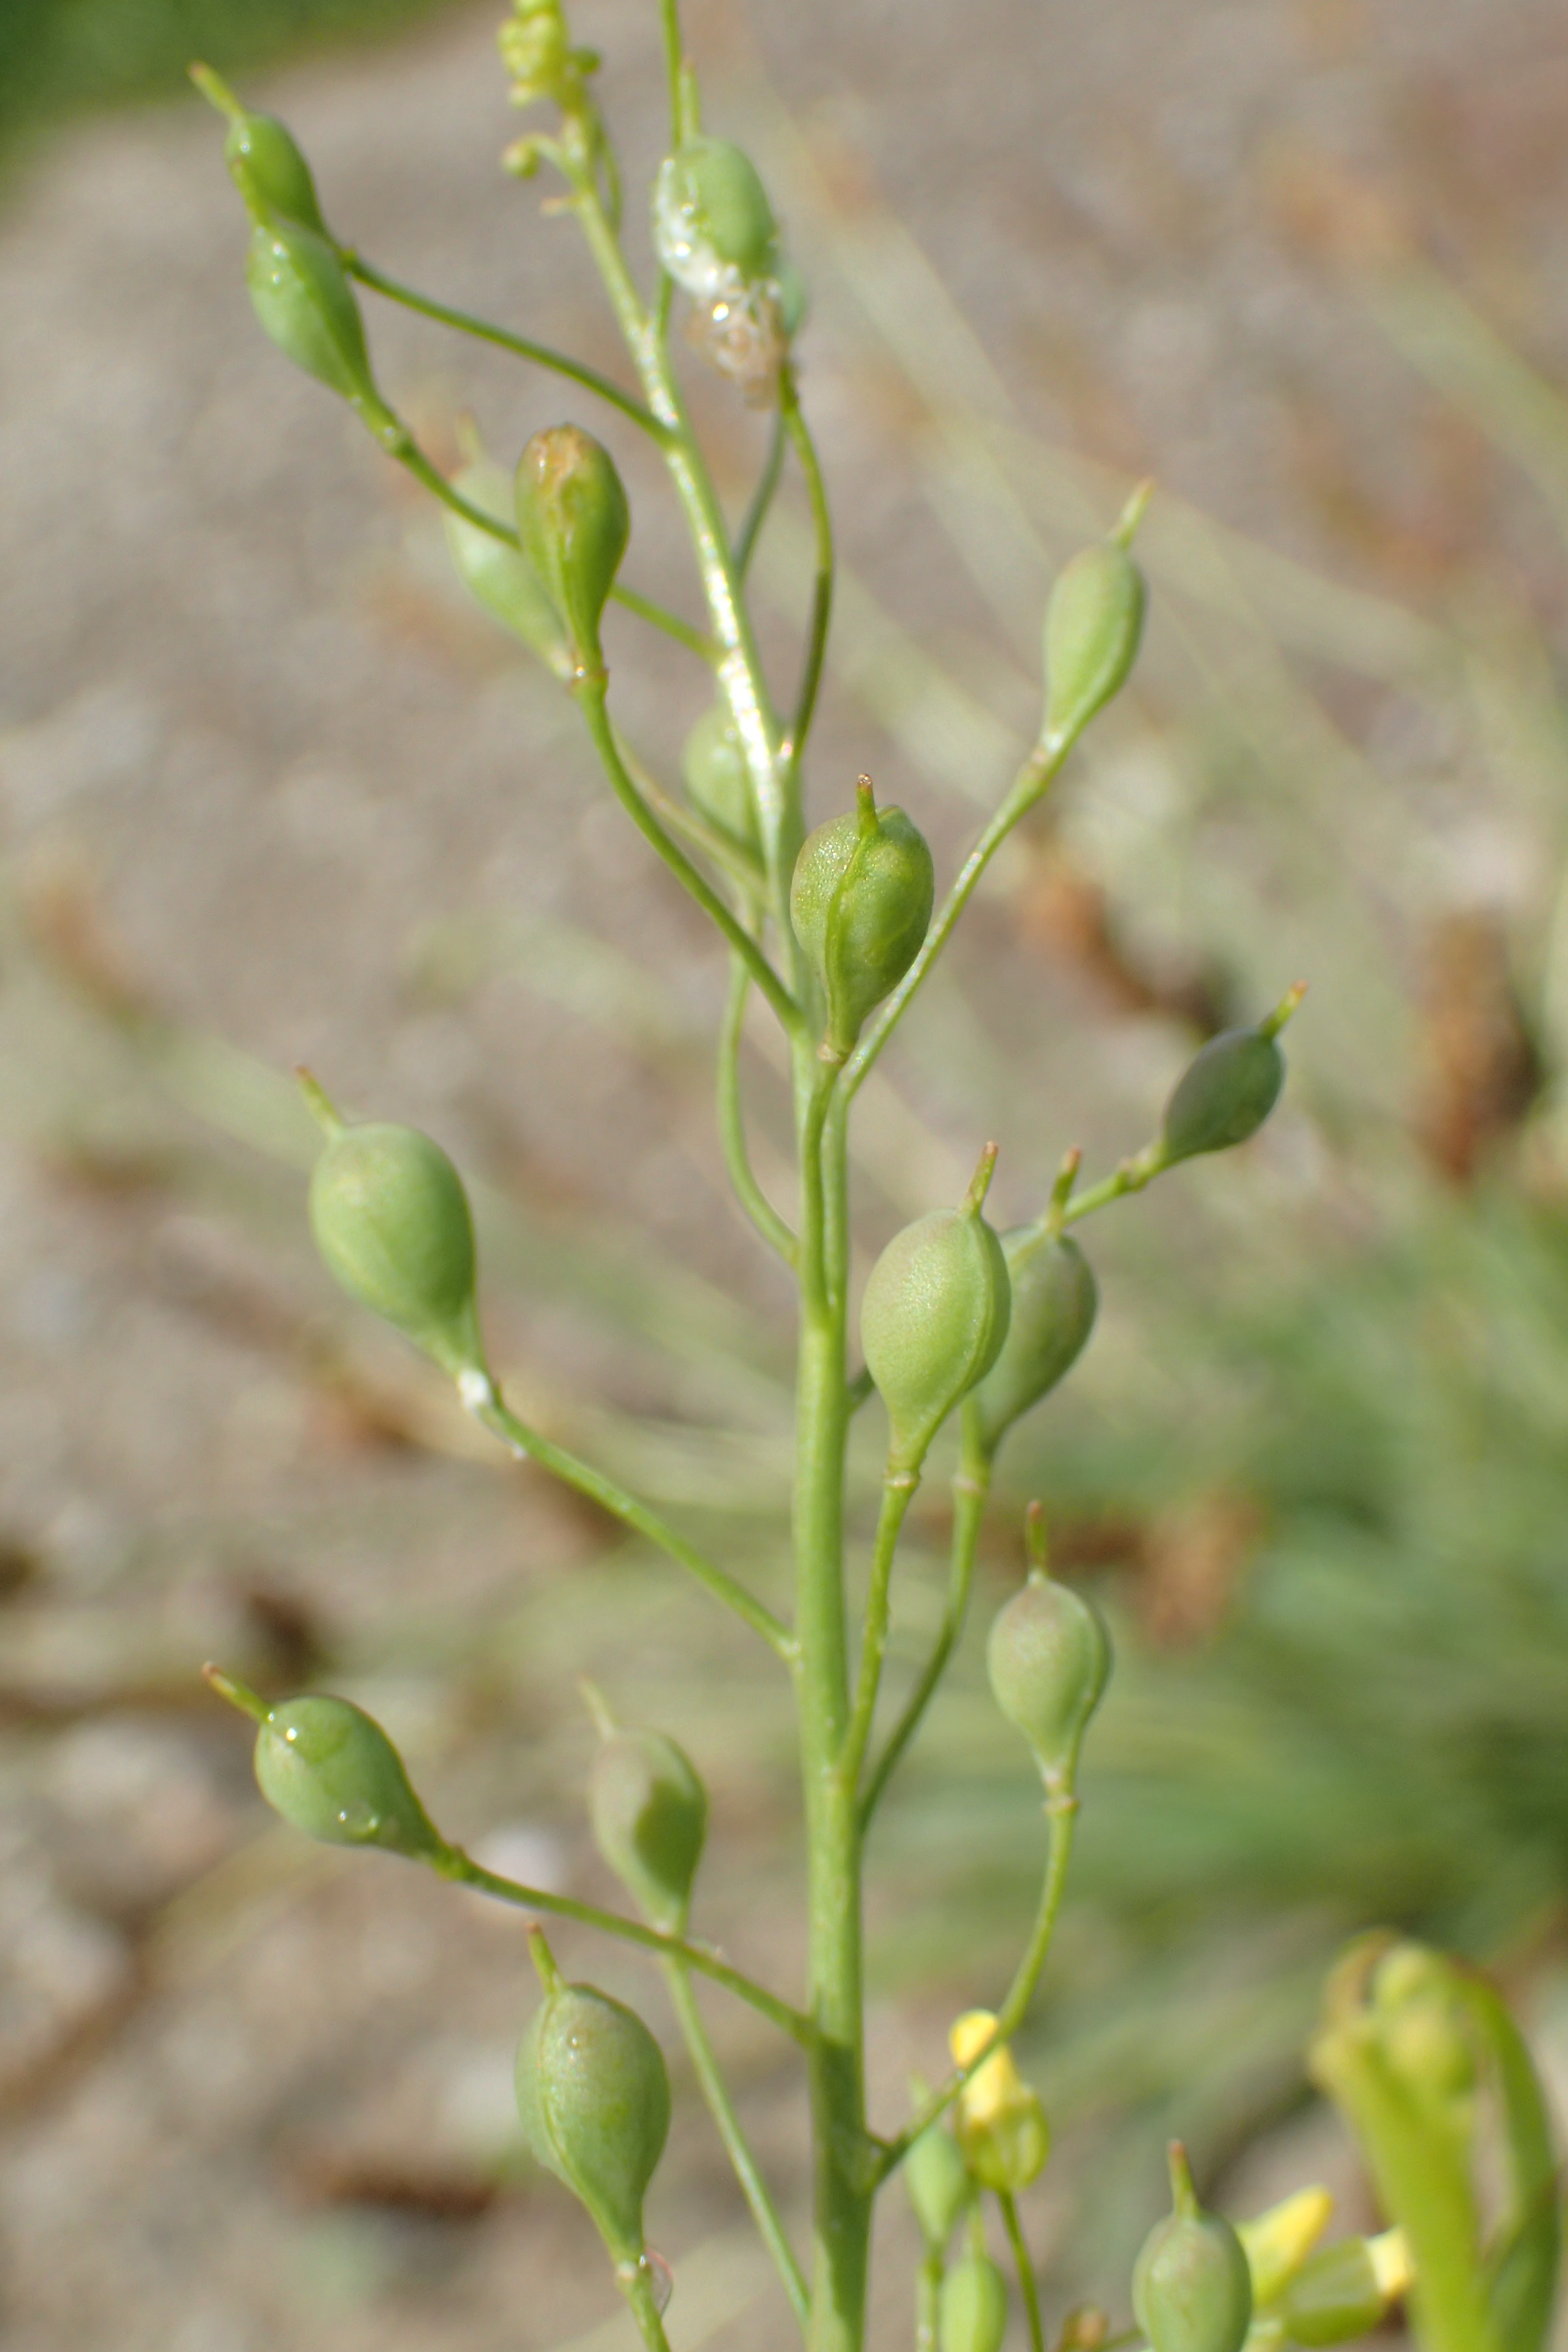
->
[
  {"left": 253, "top": 1693, "right": 444, "bottom": 1859},
  {"left": 860, "top": 1152, "right": 1010, "bottom": 1477},
  {"left": 192, "top": 67, "right": 327, "bottom": 232},
  {"left": 309, "top": 1118, "right": 487, "bottom": 1383},
  {"left": 1161, "top": 1027, "right": 1285, "bottom": 1164},
  {"left": 968, "top": 1229, "right": 1097, "bottom": 1458},
  {"left": 1042, "top": 536, "right": 1146, "bottom": 747},
  {"left": 682, "top": 703, "right": 762, "bottom": 863},
  {"left": 904, "top": 2114, "right": 971, "bottom": 2253},
  {"left": 1133, "top": 2145, "right": 1253, "bottom": 2352},
  {"left": 590, "top": 1727, "right": 707, "bottom": 1934},
  {"left": 938, "top": 2253, "right": 1010, "bottom": 2352},
  {"left": 445, "top": 457, "right": 571, "bottom": 675},
  {"left": 246, "top": 221, "right": 378, "bottom": 407},
  {"left": 791, "top": 782, "right": 934, "bottom": 1060},
  {"left": 516, "top": 1980, "right": 671, "bottom": 2262},
  {"left": 516, "top": 425, "right": 630, "bottom": 670},
  {"left": 653, "top": 137, "right": 778, "bottom": 299},
  {"left": 987, "top": 1566, "right": 1111, "bottom": 1789}
]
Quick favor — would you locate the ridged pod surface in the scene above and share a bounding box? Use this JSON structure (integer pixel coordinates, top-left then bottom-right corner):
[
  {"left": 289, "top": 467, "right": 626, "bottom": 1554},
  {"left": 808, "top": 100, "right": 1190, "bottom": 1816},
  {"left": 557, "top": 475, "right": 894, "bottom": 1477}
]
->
[
  {"left": 246, "top": 222, "right": 376, "bottom": 405},
  {"left": 861, "top": 1190, "right": 1009, "bottom": 1476},
  {"left": 516, "top": 1982, "right": 671, "bottom": 2260},
  {"left": 968, "top": 1229, "right": 1097, "bottom": 1457},
  {"left": 1133, "top": 2146, "right": 1253, "bottom": 2352},
  {"left": 309, "top": 1120, "right": 486, "bottom": 1381},
  {"left": 987, "top": 1571, "right": 1111, "bottom": 1786},
  {"left": 791, "top": 792, "right": 934, "bottom": 1060},
  {"left": 516, "top": 425, "right": 630, "bottom": 668},
  {"left": 254, "top": 1694, "right": 443, "bottom": 1859}
]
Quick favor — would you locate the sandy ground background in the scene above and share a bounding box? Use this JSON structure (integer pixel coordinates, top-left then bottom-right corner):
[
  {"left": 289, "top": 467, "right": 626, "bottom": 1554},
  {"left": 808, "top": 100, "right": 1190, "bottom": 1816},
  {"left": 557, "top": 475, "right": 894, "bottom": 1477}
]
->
[{"left": 2, "top": 0, "right": 1568, "bottom": 2346}]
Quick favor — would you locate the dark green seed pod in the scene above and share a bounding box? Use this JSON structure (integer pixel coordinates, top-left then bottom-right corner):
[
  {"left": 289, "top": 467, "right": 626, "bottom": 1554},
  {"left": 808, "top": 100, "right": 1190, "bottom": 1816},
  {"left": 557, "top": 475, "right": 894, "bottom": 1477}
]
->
[
  {"left": 253, "top": 1691, "right": 443, "bottom": 1859},
  {"left": 308, "top": 1114, "right": 487, "bottom": 1383},
  {"left": 516, "top": 425, "right": 629, "bottom": 671},
  {"left": 653, "top": 137, "right": 779, "bottom": 298},
  {"left": 445, "top": 457, "right": 572, "bottom": 675},
  {"left": 904, "top": 2114, "right": 971, "bottom": 2253},
  {"left": 192, "top": 64, "right": 327, "bottom": 233},
  {"left": 987, "top": 1516, "right": 1111, "bottom": 1788},
  {"left": 967, "top": 1229, "right": 1097, "bottom": 1458},
  {"left": 516, "top": 1977, "right": 671, "bottom": 2261},
  {"left": 590, "top": 1726, "right": 707, "bottom": 1934},
  {"left": 1041, "top": 522, "right": 1147, "bottom": 747},
  {"left": 1278, "top": 2234, "right": 1409, "bottom": 2347},
  {"left": 246, "top": 221, "right": 378, "bottom": 408},
  {"left": 791, "top": 780, "right": 935, "bottom": 1061},
  {"left": 1133, "top": 2145, "right": 1253, "bottom": 2352},
  {"left": 1161, "top": 1028, "right": 1285, "bottom": 1165},
  {"left": 938, "top": 2252, "right": 1010, "bottom": 2352},
  {"left": 682, "top": 703, "right": 762, "bottom": 863},
  {"left": 860, "top": 1148, "right": 1010, "bottom": 1478}
]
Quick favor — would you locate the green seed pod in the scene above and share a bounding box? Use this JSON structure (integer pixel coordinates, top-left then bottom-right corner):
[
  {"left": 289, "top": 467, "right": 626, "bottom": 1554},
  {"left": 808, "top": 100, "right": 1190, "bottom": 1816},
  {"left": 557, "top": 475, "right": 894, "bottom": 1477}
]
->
[
  {"left": 1161, "top": 1029, "right": 1285, "bottom": 1165},
  {"left": 904, "top": 2114, "right": 971, "bottom": 2253},
  {"left": 191, "top": 66, "right": 327, "bottom": 232},
  {"left": 308, "top": 1110, "right": 488, "bottom": 1384},
  {"left": 252, "top": 1691, "right": 443, "bottom": 1858},
  {"left": 987, "top": 1508, "right": 1111, "bottom": 1788},
  {"left": 444, "top": 456, "right": 571, "bottom": 676},
  {"left": 1278, "top": 2230, "right": 1411, "bottom": 2346},
  {"left": 682, "top": 703, "right": 762, "bottom": 863},
  {"left": 653, "top": 137, "right": 779, "bottom": 299},
  {"left": 861, "top": 1146, "right": 1010, "bottom": 1478},
  {"left": 791, "top": 780, "right": 935, "bottom": 1060},
  {"left": 246, "top": 220, "right": 379, "bottom": 408},
  {"left": 516, "top": 1975, "right": 671, "bottom": 2261},
  {"left": 967, "top": 1228, "right": 1097, "bottom": 1458},
  {"left": 1041, "top": 489, "right": 1150, "bottom": 746},
  {"left": 516, "top": 425, "right": 630, "bottom": 670},
  {"left": 938, "top": 2253, "right": 1010, "bottom": 2352},
  {"left": 590, "top": 1726, "right": 707, "bottom": 1934},
  {"left": 1133, "top": 2145, "right": 1253, "bottom": 2352}
]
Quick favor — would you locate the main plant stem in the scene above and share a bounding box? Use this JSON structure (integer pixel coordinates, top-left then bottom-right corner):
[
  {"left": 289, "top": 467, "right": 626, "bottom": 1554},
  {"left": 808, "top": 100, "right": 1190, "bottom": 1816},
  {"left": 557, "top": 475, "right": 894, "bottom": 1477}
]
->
[{"left": 796, "top": 1062, "right": 873, "bottom": 2352}]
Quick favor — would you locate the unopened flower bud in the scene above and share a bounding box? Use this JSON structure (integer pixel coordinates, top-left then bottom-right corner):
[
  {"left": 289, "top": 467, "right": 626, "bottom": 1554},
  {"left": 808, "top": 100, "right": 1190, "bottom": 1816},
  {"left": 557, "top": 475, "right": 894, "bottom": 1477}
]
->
[
  {"left": 791, "top": 778, "right": 934, "bottom": 1061},
  {"left": 682, "top": 703, "right": 762, "bottom": 864},
  {"left": 861, "top": 1145, "right": 1010, "bottom": 1478},
  {"left": 589, "top": 1719, "right": 707, "bottom": 1935},
  {"left": 1278, "top": 2230, "right": 1411, "bottom": 2346},
  {"left": 498, "top": 0, "right": 574, "bottom": 105},
  {"left": 207, "top": 1669, "right": 444, "bottom": 1859},
  {"left": 904, "top": 2109, "right": 971, "bottom": 2253},
  {"left": 987, "top": 1508, "right": 1110, "bottom": 1788},
  {"left": 967, "top": 1228, "right": 1097, "bottom": 1458},
  {"left": 1160, "top": 985, "right": 1303, "bottom": 1166},
  {"left": 191, "top": 65, "right": 327, "bottom": 233},
  {"left": 1041, "top": 485, "right": 1150, "bottom": 748},
  {"left": 445, "top": 455, "right": 571, "bottom": 676},
  {"left": 246, "top": 220, "right": 383, "bottom": 413},
  {"left": 949, "top": 2012, "right": 1050, "bottom": 2193},
  {"left": 1132, "top": 2144, "right": 1253, "bottom": 2352},
  {"left": 516, "top": 425, "right": 630, "bottom": 671},
  {"left": 1237, "top": 2186, "right": 1334, "bottom": 2308},
  {"left": 304, "top": 1083, "right": 488, "bottom": 1385},
  {"left": 1370, "top": 1943, "right": 1476, "bottom": 2114},
  {"left": 653, "top": 137, "right": 779, "bottom": 301},
  {"left": 938, "top": 2252, "right": 1009, "bottom": 2352},
  {"left": 516, "top": 1944, "right": 671, "bottom": 2263}
]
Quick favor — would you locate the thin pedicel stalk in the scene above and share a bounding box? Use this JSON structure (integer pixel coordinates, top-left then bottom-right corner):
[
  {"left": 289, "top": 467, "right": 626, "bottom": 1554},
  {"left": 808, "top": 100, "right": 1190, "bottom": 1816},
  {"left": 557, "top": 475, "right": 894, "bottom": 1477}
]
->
[
  {"left": 719, "top": 953, "right": 797, "bottom": 1263},
  {"left": 998, "top": 2191, "right": 1046, "bottom": 2352},
  {"left": 781, "top": 377, "right": 835, "bottom": 786},
  {"left": 469, "top": 1385, "right": 795, "bottom": 1662},
  {"left": 840, "top": 1472, "right": 919, "bottom": 1793},
  {"left": 737, "top": 409, "right": 788, "bottom": 577},
  {"left": 663, "top": 1958, "right": 811, "bottom": 2329},
  {"left": 435, "top": 1847, "right": 810, "bottom": 2041}
]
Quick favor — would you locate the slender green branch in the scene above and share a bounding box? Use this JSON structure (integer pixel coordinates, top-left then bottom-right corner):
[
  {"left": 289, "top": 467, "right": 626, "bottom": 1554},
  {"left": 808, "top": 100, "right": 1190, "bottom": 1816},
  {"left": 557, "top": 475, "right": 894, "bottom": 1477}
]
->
[
  {"left": 859, "top": 1430, "right": 991, "bottom": 1830},
  {"left": 840, "top": 1473, "right": 919, "bottom": 1792},
  {"left": 612, "top": 584, "right": 720, "bottom": 664},
  {"left": 841, "top": 737, "right": 1068, "bottom": 1102},
  {"left": 780, "top": 380, "right": 834, "bottom": 785},
  {"left": 436, "top": 1847, "right": 810, "bottom": 2041},
  {"left": 916, "top": 2249, "right": 943, "bottom": 2352},
  {"left": 658, "top": 0, "right": 684, "bottom": 140},
  {"left": 342, "top": 252, "right": 666, "bottom": 437},
  {"left": 575, "top": 679, "right": 801, "bottom": 1033},
  {"left": 622, "top": 2258, "right": 675, "bottom": 2352},
  {"left": 1059, "top": 1142, "right": 1165, "bottom": 1228},
  {"left": 469, "top": 1386, "right": 796, "bottom": 1662},
  {"left": 875, "top": 1786, "right": 1080, "bottom": 2180},
  {"left": 998, "top": 2192, "right": 1045, "bottom": 2352},
  {"left": 736, "top": 411, "right": 788, "bottom": 578},
  {"left": 719, "top": 954, "right": 798, "bottom": 1263},
  {"left": 663, "top": 1959, "right": 811, "bottom": 2330},
  {"left": 382, "top": 429, "right": 524, "bottom": 544}
]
